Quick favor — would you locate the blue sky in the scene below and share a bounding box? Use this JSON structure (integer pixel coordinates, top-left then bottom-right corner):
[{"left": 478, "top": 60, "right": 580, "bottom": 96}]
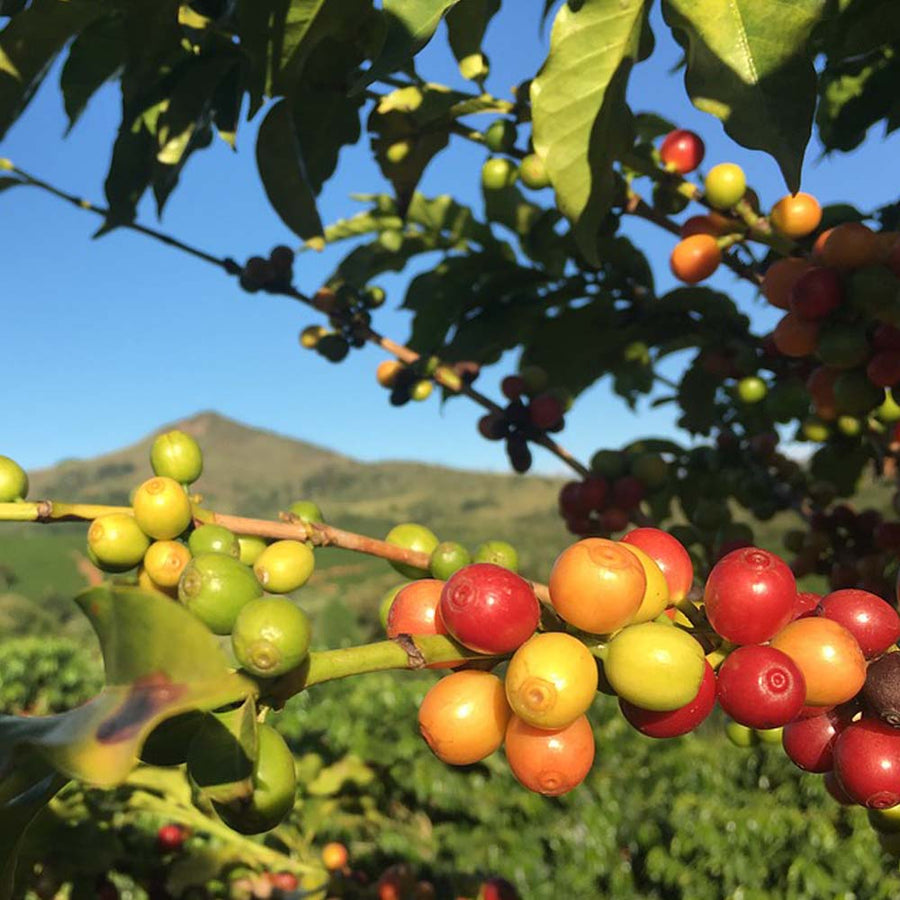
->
[{"left": 3, "top": 2, "right": 899, "bottom": 477}]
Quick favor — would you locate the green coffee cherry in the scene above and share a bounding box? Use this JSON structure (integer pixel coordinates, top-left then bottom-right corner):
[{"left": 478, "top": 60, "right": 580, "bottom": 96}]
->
[
  {"left": 232, "top": 597, "right": 311, "bottom": 677},
  {"left": 253, "top": 540, "right": 315, "bottom": 593},
  {"left": 429, "top": 541, "right": 472, "bottom": 580},
  {"left": 385, "top": 523, "right": 440, "bottom": 579},
  {"left": 214, "top": 725, "right": 297, "bottom": 835},
  {"left": 518, "top": 154, "right": 550, "bottom": 190},
  {"left": 288, "top": 500, "right": 324, "bottom": 524},
  {"left": 379, "top": 584, "right": 405, "bottom": 630},
  {"left": 473, "top": 540, "right": 519, "bottom": 572},
  {"left": 237, "top": 534, "right": 268, "bottom": 566},
  {"left": 179, "top": 554, "right": 263, "bottom": 634},
  {"left": 87, "top": 513, "right": 151, "bottom": 572},
  {"left": 0, "top": 456, "right": 28, "bottom": 502},
  {"left": 189, "top": 524, "right": 240, "bottom": 559},
  {"left": 484, "top": 119, "right": 517, "bottom": 153},
  {"left": 150, "top": 430, "right": 203, "bottom": 484}
]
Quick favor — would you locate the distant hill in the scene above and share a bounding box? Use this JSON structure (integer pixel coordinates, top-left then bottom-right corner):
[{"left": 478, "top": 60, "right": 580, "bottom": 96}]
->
[{"left": 2, "top": 412, "right": 571, "bottom": 641}]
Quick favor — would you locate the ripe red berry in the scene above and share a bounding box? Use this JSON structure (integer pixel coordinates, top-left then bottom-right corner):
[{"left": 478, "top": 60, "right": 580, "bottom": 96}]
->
[
  {"left": 579, "top": 476, "right": 608, "bottom": 512},
  {"left": 782, "top": 706, "right": 854, "bottom": 773},
  {"left": 867, "top": 351, "right": 900, "bottom": 388},
  {"left": 267, "top": 871, "right": 300, "bottom": 890},
  {"left": 818, "top": 589, "right": 900, "bottom": 658},
  {"left": 874, "top": 324, "right": 900, "bottom": 351},
  {"left": 621, "top": 527, "right": 694, "bottom": 603},
  {"left": 558, "top": 481, "right": 586, "bottom": 518},
  {"left": 704, "top": 548, "right": 796, "bottom": 644},
  {"left": 439, "top": 563, "right": 540, "bottom": 654},
  {"left": 599, "top": 507, "right": 630, "bottom": 533},
  {"left": 528, "top": 393, "right": 564, "bottom": 430},
  {"left": 618, "top": 660, "right": 716, "bottom": 738},
  {"left": 611, "top": 475, "right": 646, "bottom": 511},
  {"left": 716, "top": 645, "right": 806, "bottom": 729},
  {"left": 833, "top": 718, "right": 900, "bottom": 808},
  {"left": 789, "top": 267, "right": 842, "bottom": 320},
  {"left": 659, "top": 129, "right": 705, "bottom": 174},
  {"left": 156, "top": 823, "right": 187, "bottom": 853},
  {"left": 501, "top": 375, "right": 526, "bottom": 400}
]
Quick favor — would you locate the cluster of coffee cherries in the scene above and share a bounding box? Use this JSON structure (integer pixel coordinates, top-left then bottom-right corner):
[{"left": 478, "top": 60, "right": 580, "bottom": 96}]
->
[
  {"left": 762, "top": 224, "right": 900, "bottom": 436},
  {"left": 557, "top": 446, "right": 669, "bottom": 536},
  {"left": 784, "top": 503, "right": 897, "bottom": 597},
  {"left": 238, "top": 245, "right": 295, "bottom": 294},
  {"left": 82, "top": 430, "right": 323, "bottom": 835},
  {"left": 382, "top": 528, "right": 707, "bottom": 795},
  {"left": 476, "top": 365, "right": 572, "bottom": 473},
  {"left": 478, "top": 117, "right": 551, "bottom": 194},
  {"left": 374, "top": 355, "right": 480, "bottom": 408},
  {"left": 299, "top": 284, "right": 385, "bottom": 363}
]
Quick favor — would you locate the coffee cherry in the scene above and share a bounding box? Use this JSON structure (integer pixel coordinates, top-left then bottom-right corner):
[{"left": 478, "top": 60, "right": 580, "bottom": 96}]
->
[
  {"left": 604, "top": 622, "right": 706, "bottom": 711},
  {"left": 473, "top": 540, "right": 518, "bottom": 572},
  {"left": 659, "top": 129, "right": 705, "bottom": 174},
  {"left": 818, "top": 589, "right": 900, "bottom": 658},
  {"left": 232, "top": 596, "right": 311, "bottom": 677},
  {"left": 504, "top": 713, "right": 595, "bottom": 796},
  {"left": 150, "top": 430, "right": 203, "bottom": 484},
  {"left": 770, "top": 193, "right": 822, "bottom": 238},
  {"left": 619, "top": 542, "right": 669, "bottom": 623},
  {"left": 716, "top": 645, "right": 806, "bottom": 729},
  {"left": 214, "top": 724, "right": 297, "bottom": 833},
  {"left": 385, "top": 522, "right": 440, "bottom": 579},
  {"left": 482, "top": 157, "right": 516, "bottom": 190},
  {"left": 793, "top": 591, "right": 821, "bottom": 620},
  {"left": 773, "top": 312, "right": 819, "bottom": 357},
  {"left": 770, "top": 617, "right": 866, "bottom": 707},
  {"left": 478, "top": 411, "right": 508, "bottom": 440},
  {"left": 621, "top": 527, "right": 693, "bottom": 603},
  {"left": 862, "top": 652, "right": 900, "bottom": 726},
  {"left": 253, "top": 540, "right": 315, "bottom": 593},
  {"left": 762, "top": 258, "right": 812, "bottom": 310},
  {"left": 377, "top": 360, "right": 404, "bottom": 388},
  {"left": 670, "top": 234, "right": 721, "bottom": 283},
  {"left": 322, "top": 842, "right": 349, "bottom": 871},
  {"left": 478, "top": 877, "right": 519, "bottom": 900},
  {"left": 0, "top": 455, "right": 28, "bottom": 501},
  {"left": 816, "top": 222, "right": 879, "bottom": 269},
  {"left": 143, "top": 540, "right": 192, "bottom": 588},
  {"left": 484, "top": 119, "right": 517, "bottom": 153},
  {"left": 505, "top": 633, "right": 598, "bottom": 729},
  {"left": 725, "top": 718, "right": 757, "bottom": 748},
  {"left": 188, "top": 524, "right": 240, "bottom": 559},
  {"left": 133, "top": 476, "right": 193, "bottom": 541},
  {"left": 179, "top": 553, "right": 263, "bottom": 634},
  {"left": 549, "top": 538, "right": 645, "bottom": 634},
  {"left": 267, "top": 871, "right": 300, "bottom": 891},
  {"left": 237, "top": 534, "right": 268, "bottom": 566},
  {"left": 418, "top": 670, "right": 511, "bottom": 764},
  {"left": 833, "top": 718, "right": 900, "bottom": 808},
  {"left": 704, "top": 163, "right": 746, "bottom": 209},
  {"left": 518, "top": 154, "right": 550, "bottom": 190},
  {"left": 269, "top": 244, "right": 294, "bottom": 273},
  {"left": 156, "top": 823, "right": 187, "bottom": 853},
  {"left": 88, "top": 513, "right": 151, "bottom": 572},
  {"left": 429, "top": 541, "right": 472, "bottom": 580},
  {"left": 789, "top": 267, "right": 842, "bottom": 320},
  {"left": 611, "top": 475, "right": 646, "bottom": 510},
  {"left": 736, "top": 376, "right": 767, "bottom": 403},
  {"left": 618, "top": 660, "right": 716, "bottom": 738},
  {"left": 439, "top": 563, "right": 539, "bottom": 654},
  {"left": 782, "top": 706, "right": 853, "bottom": 772},
  {"left": 387, "top": 579, "right": 447, "bottom": 637},
  {"left": 704, "top": 548, "right": 796, "bottom": 644}
]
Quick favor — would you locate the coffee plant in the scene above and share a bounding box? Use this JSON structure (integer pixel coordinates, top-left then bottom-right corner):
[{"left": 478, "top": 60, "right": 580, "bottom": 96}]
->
[{"left": 4, "top": 0, "right": 900, "bottom": 896}]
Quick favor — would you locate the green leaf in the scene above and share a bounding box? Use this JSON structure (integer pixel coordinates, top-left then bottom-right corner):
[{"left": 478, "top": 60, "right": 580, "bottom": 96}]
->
[
  {"left": 677, "top": 360, "right": 719, "bottom": 435},
  {"left": 59, "top": 14, "right": 126, "bottom": 132},
  {"left": 353, "top": 0, "right": 461, "bottom": 91},
  {"left": 102, "top": 113, "right": 157, "bottom": 227},
  {"left": 445, "top": 0, "right": 500, "bottom": 62},
  {"left": 531, "top": 0, "right": 647, "bottom": 266},
  {"left": 662, "top": 0, "right": 827, "bottom": 191},
  {"left": 256, "top": 99, "right": 323, "bottom": 240},
  {"left": 0, "top": 0, "right": 100, "bottom": 139}
]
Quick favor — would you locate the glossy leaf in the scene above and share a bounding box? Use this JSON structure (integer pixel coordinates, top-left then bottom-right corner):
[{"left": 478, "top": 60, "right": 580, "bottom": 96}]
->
[
  {"left": 0, "top": 0, "right": 99, "bottom": 139},
  {"left": 445, "top": 0, "right": 500, "bottom": 62},
  {"left": 59, "top": 15, "right": 126, "bottom": 132},
  {"left": 256, "top": 99, "right": 324, "bottom": 240},
  {"left": 531, "top": 0, "right": 647, "bottom": 265},
  {"left": 662, "top": 0, "right": 827, "bottom": 191},
  {"left": 354, "top": 0, "right": 461, "bottom": 91}
]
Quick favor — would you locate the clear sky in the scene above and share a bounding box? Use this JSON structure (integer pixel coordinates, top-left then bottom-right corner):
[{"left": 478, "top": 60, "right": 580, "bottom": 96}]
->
[{"left": 3, "top": 2, "right": 899, "bottom": 476}]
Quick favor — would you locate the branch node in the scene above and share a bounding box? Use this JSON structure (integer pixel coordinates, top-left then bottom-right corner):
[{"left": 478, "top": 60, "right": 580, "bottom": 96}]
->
[
  {"left": 393, "top": 634, "right": 427, "bottom": 669},
  {"left": 36, "top": 500, "right": 53, "bottom": 522}
]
